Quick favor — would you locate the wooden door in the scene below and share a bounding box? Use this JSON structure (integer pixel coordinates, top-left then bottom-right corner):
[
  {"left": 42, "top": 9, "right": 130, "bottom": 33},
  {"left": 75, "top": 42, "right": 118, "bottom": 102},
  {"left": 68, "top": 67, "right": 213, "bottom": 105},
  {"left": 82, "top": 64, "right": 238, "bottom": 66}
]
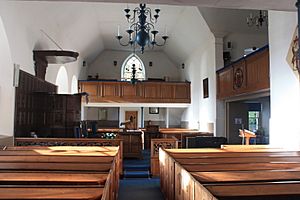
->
[{"left": 125, "top": 111, "right": 138, "bottom": 130}]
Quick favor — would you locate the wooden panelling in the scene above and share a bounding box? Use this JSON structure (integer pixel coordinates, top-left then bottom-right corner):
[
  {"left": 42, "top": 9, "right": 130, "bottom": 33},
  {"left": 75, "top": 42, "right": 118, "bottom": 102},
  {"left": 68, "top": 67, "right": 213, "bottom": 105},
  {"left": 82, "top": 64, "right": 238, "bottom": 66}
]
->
[
  {"left": 246, "top": 49, "right": 270, "bottom": 92},
  {"left": 101, "top": 82, "right": 119, "bottom": 97},
  {"left": 151, "top": 138, "right": 178, "bottom": 176},
  {"left": 79, "top": 81, "right": 191, "bottom": 103},
  {"left": 121, "top": 82, "right": 138, "bottom": 98},
  {"left": 14, "top": 71, "right": 57, "bottom": 137},
  {"left": 174, "top": 84, "right": 190, "bottom": 99},
  {"left": 144, "top": 83, "right": 161, "bottom": 99},
  {"left": 161, "top": 84, "right": 174, "bottom": 99},
  {"left": 217, "top": 47, "right": 269, "bottom": 99},
  {"left": 217, "top": 68, "right": 233, "bottom": 99}
]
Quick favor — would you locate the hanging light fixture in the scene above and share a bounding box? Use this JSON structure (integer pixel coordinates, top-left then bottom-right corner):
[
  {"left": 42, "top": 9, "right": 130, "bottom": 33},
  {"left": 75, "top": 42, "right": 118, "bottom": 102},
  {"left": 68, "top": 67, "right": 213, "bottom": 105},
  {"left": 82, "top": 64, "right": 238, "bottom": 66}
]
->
[
  {"left": 129, "top": 63, "right": 138, "bottom": 84},
  {"left": 116, "top": 3, "right": 168, "bottom": 53},
  {"left": 246, "top": 10, "right": 268, "bottom": 28}
]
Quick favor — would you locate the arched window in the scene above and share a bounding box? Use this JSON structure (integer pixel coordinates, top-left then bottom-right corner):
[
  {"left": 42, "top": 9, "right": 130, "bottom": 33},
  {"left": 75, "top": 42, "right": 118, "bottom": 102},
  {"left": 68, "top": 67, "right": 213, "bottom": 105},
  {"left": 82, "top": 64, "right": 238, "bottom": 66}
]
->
[
  {"left": 56, "top": 66, "right": 69, "bottom": 94},
  {"left": 121, "top": 54, "right": 145, "bottom": 81},
  {"left": 71, "top": 75, "right": 78, "bottom": 94}
]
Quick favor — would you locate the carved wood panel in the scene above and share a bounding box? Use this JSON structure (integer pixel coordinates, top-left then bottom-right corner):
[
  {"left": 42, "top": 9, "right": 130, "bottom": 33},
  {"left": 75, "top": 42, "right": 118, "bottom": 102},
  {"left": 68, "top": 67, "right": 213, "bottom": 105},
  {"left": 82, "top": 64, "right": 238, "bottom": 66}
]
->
[
  {"left": 217, "top": 47, "right": 269, "bottom": 99},
  {"left": 233, "top": 59, "right": 247, "bottom": 92}
]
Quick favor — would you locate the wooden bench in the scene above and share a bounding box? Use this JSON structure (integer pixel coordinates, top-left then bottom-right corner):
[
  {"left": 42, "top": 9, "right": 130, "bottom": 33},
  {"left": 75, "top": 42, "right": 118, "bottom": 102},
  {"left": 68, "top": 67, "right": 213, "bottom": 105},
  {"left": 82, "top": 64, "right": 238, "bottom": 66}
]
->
[
  {"left": 159, "top": 145, "right": 300, "bottom": 200},
  {"left": 0, "top": 187, "right": 104, "bottom": 200},
  {"left": 14, "top": 137, "right": 123, "bottom": 176},
  {"left": 0, "top": 146, "right": 120, "bottom": 200}
]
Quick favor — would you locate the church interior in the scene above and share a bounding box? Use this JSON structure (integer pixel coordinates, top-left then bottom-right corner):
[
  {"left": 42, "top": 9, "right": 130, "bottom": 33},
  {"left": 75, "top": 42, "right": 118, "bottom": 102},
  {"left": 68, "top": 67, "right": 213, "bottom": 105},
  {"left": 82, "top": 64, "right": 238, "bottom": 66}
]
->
[{"left": 0, "top": 0, "right": 300, "bottom": 199}]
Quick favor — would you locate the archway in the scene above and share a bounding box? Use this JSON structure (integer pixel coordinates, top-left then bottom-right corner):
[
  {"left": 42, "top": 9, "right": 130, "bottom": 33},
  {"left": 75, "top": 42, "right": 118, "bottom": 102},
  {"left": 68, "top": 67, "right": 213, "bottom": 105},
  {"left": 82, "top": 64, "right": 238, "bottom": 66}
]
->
[
  {"left": 71, "top": 75, "right": 78, "bottom": 94},
  {"left": 55, "top": 66, "right": 69, "bottom": 94}
]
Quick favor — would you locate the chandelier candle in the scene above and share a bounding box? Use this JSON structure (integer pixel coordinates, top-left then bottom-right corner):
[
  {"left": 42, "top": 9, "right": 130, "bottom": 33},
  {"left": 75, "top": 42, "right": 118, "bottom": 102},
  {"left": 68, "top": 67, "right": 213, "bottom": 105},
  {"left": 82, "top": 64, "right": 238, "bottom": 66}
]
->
[{"left": 116, "top": 3, "right": 168, "bottom": 53}]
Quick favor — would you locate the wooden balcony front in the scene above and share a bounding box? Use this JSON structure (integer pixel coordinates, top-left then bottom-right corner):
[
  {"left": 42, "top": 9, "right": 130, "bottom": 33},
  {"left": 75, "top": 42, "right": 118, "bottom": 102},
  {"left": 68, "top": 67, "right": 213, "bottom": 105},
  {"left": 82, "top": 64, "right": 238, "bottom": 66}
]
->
[{"left": 79, "top": 80, "right": 191, "bottom": 104}]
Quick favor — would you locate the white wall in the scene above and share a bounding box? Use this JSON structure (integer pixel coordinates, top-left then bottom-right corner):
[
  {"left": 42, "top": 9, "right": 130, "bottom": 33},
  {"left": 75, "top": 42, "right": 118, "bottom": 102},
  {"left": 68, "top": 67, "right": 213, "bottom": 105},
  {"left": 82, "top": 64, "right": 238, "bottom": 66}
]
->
[
  {"left": 0, "top": 1, "right": 83, "bottom": 94},
  {"left": 0, "top": 16, "right": 14, "bottom": 136},
  {"left": 88, "top": 50, "right": 180, "bottom": 81},
  {"left": 181, "top": 24, "right": 216, "bottom": 130},
  {"left": 224, "top": 33, "right": 268, "bottom": 62},
  {"left": 86, "top": 107, "right": 119, "bottom": 121},
  {"left": 269, "top": 11, "right": 300, "bottom": 148}
]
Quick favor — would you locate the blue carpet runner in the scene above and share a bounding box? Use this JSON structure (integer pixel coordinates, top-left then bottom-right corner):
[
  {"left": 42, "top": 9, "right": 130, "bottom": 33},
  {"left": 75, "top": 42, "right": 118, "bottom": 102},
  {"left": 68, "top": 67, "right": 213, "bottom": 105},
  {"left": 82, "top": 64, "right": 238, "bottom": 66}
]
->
[{"left": 118, "top": 150, "right": 164, "bottom": 200}]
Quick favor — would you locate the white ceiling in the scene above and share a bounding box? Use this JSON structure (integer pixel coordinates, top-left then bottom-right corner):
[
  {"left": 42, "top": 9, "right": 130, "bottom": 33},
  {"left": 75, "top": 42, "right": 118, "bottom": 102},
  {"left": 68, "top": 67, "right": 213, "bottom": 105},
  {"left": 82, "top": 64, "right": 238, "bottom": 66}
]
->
[
  {"left": 5, "top": 0, "right": 289, "bottom": 65},
  {"left": 22, "top": 0, "right": 297, "bottom": 11}
]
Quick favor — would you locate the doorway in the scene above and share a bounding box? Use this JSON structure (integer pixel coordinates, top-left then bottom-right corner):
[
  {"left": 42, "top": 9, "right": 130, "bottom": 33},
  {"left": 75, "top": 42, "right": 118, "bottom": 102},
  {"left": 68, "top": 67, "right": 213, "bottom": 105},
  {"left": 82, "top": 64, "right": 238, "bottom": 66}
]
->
[
  {"left": 125, "top": 111, "right": 138, "bottom": 130},
  {"left": 227, "top": 96, "right": 270, "bottom": 144}
]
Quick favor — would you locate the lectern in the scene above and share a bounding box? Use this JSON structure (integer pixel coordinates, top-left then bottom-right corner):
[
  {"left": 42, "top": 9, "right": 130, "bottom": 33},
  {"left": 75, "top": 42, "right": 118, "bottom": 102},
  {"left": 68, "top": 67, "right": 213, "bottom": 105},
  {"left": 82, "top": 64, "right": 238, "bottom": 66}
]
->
[{"left": 239, "top": 129, "right": 256, "bottom": 145}]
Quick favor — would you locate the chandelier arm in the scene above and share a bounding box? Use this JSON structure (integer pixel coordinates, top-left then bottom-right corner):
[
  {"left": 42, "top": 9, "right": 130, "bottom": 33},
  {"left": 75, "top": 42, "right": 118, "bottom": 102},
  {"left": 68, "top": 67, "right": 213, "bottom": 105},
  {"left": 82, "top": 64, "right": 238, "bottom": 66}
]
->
[
  {"left": 153, "top": 41, "right": 167, "bottom": 47},
  {"left": 145, "top": 7, "right": 156, "bottom": 24},
  {"left": 153, "top": 36, "right": 168, "bottom": 47},
  {"left": 116, "top": 36, "right": 133, "bottom": 46}
]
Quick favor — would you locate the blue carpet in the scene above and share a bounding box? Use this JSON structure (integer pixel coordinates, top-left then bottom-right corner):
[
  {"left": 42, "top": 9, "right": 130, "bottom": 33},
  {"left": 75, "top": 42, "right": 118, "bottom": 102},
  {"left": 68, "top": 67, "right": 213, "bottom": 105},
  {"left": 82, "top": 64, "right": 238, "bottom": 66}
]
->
[
  {"left": 118, "top": 150, "right": 164, "bottom": 199},
  {"left": 118, "top": 178, "right": 164, "bottom": 200}
]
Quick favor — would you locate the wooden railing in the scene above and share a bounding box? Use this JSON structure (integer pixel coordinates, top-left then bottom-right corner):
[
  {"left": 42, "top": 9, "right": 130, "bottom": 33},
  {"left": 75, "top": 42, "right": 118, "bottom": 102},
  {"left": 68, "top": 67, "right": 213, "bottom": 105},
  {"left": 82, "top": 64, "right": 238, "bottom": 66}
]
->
[
  {"left": 79, "top": 80, "right": 191, "bottom": 103},
  {"left": 217, "top": 46, "right": 269, "bottom": 99}
]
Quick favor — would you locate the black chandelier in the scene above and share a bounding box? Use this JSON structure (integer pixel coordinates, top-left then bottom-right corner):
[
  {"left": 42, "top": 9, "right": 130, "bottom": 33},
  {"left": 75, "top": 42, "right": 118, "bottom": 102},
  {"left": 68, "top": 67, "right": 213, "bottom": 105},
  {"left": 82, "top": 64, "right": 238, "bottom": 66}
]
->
[
  {"left": 246, "top": 10, "right": 268, "bottom": 28},
  {"left": 129, "top": 63, "right": 138, "bottom": 84},
  {"left": 116, "top": 4, "right": 168, "bottom": 53}
]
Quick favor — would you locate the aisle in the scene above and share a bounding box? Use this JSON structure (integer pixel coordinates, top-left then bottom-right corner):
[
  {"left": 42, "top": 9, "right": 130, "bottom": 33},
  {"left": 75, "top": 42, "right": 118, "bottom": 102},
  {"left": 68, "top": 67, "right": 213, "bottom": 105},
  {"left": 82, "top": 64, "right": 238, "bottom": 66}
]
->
[
  {"left": 118, "top": 178, "right": 164, "bottom": 200},
  {"left": 117, "top": 150, "right": 164, "bottom": 200}
]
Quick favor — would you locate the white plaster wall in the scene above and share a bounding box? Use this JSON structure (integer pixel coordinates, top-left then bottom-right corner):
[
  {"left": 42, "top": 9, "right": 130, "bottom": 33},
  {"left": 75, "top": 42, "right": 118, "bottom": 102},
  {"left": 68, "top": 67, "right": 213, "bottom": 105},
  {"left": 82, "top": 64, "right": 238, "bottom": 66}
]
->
[
  {"left": 144, "top": 108, "right": 166, "bottom": 121},
  {"left": 224, "top": 33, "right": 268, "bottom": 62},
  {"left": 180, "top": 8, "right": 216, "bottom": 131},
  {"left": 0, "top": 16, "right": 14, "bottom": 136},
  {"left": 86, "top": 107, "right": 119, "bottom": 120},
  {"left": 88, "top": 50, "right": 180, "bottom": 81},
  {"left": 181, "top": 37, "right": 216, "bottom": 130},
  {"left": 268, "top": 11, "right": 300, "bottom": 148},
  {"left": 0, "top": 1, "right": 86, "bottom": 94}
]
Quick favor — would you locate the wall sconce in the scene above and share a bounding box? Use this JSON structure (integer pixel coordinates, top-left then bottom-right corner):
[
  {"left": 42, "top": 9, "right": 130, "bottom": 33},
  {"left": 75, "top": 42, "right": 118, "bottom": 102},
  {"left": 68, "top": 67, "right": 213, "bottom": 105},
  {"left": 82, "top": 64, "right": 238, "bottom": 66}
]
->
[
  {"left": 113, "top": 61, "right": 117, "bottom": 66},
  {"left": 149, "top": 61, "right": 153, "bottom": 67}
]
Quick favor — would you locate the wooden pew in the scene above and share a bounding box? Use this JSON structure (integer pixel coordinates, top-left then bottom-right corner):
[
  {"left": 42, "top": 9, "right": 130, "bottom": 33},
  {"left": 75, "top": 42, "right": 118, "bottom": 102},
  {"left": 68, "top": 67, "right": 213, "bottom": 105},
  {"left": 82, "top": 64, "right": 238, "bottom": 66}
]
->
[
  {"left": 159, "top": 146, "right": 300, "bottom": 200},
  {"left": 150, "top": 137, "right": 178, "bottom": 176},
  {"left": 0, "top": 187, "right": 104, "bottom": 200},
  {"left": 14, "top": 137, "right": 123, "bottom": 176},
  {"left": 0, "top": 172, "right": 108, "bottom": 185},
  {"left": 0, "top": 146, "right": 119, "bottom": 200}
]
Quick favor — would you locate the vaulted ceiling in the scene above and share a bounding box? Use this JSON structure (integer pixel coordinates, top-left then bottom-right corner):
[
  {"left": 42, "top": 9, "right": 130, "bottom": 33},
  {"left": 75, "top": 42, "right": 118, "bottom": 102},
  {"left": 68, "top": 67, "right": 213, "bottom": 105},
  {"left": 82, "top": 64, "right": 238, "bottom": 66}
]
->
[{"left": 5, "top": 0, "right": 293, "bottom": 66}]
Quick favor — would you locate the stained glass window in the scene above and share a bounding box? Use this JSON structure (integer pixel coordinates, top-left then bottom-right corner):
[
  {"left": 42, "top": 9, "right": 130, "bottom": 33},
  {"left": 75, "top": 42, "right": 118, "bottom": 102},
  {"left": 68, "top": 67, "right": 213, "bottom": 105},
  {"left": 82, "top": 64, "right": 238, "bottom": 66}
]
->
[{"left": 121, "top": 54, "right": 145, "bottom": 81}]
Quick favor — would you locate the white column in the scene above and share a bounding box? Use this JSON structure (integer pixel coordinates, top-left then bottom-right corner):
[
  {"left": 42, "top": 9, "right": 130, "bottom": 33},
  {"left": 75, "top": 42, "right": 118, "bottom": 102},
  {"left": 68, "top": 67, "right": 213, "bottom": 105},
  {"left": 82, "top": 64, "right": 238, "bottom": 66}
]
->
[
  {"left": 215, "top": 36, "right": 226, "bottom": 137},
  {"left": 165, "top": 108, "right": 169, "bottom": 128}
]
